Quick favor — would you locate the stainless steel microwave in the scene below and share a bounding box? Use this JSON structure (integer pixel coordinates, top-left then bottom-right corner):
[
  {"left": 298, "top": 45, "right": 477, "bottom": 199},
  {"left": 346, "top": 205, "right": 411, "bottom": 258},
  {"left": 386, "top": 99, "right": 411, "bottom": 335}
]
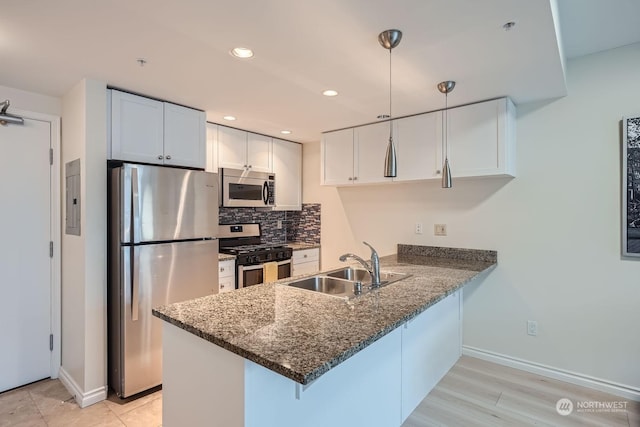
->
[{"left": 219, "top": 168, "right": 275, "bottom": 208}]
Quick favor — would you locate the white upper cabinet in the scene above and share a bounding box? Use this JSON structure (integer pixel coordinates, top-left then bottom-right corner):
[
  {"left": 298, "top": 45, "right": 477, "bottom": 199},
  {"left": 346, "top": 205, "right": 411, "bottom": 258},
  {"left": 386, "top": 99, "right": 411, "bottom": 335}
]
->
[
  {"left": 218, "top": 126, "right": 248, "bottom": 170},
  {"left": 395, "top": 111, "right": 442, "bottom": 181},
  {"left": 272, "top": 139, "right": 302, "bottom": 211},
  {"left": 321, "top": 97, "right": 515, "bottom": 186},
  {"left": 205, "top": 123, "right": 218, "bottom": 173},
  {"left": 218, "top": 126, "right": 273, "bottom": 173},
  {"left": 163, "top": 103, "right": 206, "bottom": 168},
  {"left": 354, "top": 121, "right": 394, "bottom": 184},
  {"left": 110, "top": 90, "right": 164, "bottom": 165},
  {"left": 247, "top": 133, "right": 273, "bottom": 173},
  {"left": 321, "top": 128, "right": 355, "bottom": 185},
  {"left": 110, "top": 89, "right": 205, "bottom": 169},
  {"left": 446, "top": 98, "right": 515, "bottom": 178}
]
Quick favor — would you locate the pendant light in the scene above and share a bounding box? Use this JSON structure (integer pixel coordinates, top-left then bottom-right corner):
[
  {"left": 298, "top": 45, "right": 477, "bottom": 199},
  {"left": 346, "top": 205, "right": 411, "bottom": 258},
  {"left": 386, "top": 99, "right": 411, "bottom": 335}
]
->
[
  {"left": 379, "top": 29, "right": 402, "bottom": 178},
  {"left": 437, "top": 81, "right": 455, "bottom": 188}
]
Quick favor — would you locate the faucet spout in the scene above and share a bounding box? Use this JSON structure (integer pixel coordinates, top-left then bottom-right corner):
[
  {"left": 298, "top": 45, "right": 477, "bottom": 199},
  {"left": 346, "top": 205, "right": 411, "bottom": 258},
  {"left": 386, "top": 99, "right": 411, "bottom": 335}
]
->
[{"left": 339, "top": 241, "right": 382, "bottom": 287}]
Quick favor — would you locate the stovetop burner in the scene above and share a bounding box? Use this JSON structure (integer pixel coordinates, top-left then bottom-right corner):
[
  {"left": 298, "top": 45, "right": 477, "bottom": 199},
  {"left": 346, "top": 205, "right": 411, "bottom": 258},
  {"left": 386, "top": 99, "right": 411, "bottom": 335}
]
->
[{"left": 222, "top": 244, "right": 288, "bottom": 255}]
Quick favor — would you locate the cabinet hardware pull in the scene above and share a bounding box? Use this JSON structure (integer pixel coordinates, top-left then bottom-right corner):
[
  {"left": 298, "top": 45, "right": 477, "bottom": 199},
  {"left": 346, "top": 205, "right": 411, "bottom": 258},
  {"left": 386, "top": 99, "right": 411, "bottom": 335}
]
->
[
  {"left": 166, "top": 155, "right": 172, "bottom": 160},
  {"left": 348, "top": 177, "right": 353, "bottom": 181},
  {"left": 158, "top": 155, "right": 163, "bottom": 160}
]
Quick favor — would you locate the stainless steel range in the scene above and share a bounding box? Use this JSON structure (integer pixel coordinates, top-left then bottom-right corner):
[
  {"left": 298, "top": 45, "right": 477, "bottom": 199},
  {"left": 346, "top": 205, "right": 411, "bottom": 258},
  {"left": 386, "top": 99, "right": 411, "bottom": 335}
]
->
[{"left": 218, "top": 224, "right": 293, "bottom": 288}]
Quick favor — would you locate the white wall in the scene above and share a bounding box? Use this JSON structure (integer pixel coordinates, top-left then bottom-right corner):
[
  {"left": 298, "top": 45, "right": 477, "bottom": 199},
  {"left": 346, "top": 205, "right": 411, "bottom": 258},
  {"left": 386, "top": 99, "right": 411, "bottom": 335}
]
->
[
  {"left": 61, "top": 79, "right": 108, "bottom": 406},
  {"left": 0, "top": 84, "right": 61, "bottom": 116},
  {"left": 302, "top": 43, "right": 640, "bottom": 394}
]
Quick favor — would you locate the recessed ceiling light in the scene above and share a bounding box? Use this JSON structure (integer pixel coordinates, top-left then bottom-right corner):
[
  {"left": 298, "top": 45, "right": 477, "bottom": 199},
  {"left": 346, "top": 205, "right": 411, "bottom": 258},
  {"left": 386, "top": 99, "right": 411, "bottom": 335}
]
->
[
  {"left": 230, "top": 47, "right": 254, "bottom": 58},
  {"left": 280, "top": 130, "right": 292, "bottom": 135},
  {"left": 377, "top": 114, "right": 390, "bottom": 119},
  {"left": 223, "top": 115, "right": 236, "bottom": 121},
  {"left": 322, "top": 89, "right": 338, "bottom": 97},
  {"left": 503, "top": 21, "right": 516, "bottom": 31}
]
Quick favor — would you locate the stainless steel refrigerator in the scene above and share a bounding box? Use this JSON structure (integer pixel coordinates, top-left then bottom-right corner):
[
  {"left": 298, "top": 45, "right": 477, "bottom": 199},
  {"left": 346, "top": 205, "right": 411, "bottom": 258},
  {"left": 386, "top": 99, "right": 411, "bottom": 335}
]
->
[{"left": 108, "top": 163, "right": 218, "bottom": 398}]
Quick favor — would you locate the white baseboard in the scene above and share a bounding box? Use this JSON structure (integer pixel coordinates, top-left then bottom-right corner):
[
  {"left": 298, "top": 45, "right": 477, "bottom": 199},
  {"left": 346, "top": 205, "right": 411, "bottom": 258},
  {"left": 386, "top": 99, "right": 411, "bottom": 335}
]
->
[
  {"left": 462, "top": 346, "right": 640, "bottom": 402},
  {"left": 58, "top": 367, "right": 108, "bottom": 408}
]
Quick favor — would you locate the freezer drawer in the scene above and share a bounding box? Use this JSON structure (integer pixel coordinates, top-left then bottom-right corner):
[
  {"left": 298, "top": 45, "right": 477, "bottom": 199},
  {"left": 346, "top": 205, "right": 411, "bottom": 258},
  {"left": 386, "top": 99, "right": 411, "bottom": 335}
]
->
[{"left": 109, "top": 239, "right": 218, "bottom": 398}]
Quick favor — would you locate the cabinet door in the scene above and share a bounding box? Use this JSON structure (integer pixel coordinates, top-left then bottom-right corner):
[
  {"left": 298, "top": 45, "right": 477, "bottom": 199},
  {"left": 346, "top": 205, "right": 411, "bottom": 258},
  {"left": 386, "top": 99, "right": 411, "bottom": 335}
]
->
[
  {"left": 247, "top": 133, "right": 273, "bottom": 173},
  {"left": 273, "top": 139, "right": 302, "bottom": 211},
  {"left": 205, "top": 123, "right": 218, "bottom": 173},
  {"left": 354, "top": 121, "right": 394, "bottom": 184},
  {"left": 321, "top": 128, "right": 354, "bottom": 185},
  {"left": 395, "top": 111, "right": 441, "bottom": 181},
  {"left": 218, "top": 126, "right": 248, "bottom": 170},
  {"left": 401, "top": 291, "right": 461, "bottom": 421},
  {"left": 111, "top": 90, "right": 164, "bottom": 165},
  {"left": 164, "top": 103, "right": 205, "bottom": 169},
  {"left": 447, "top": 98, "right": 506, "bottom": 178},
  {"left": 218, "top": 260, "right": 235, "bottom": 293}
]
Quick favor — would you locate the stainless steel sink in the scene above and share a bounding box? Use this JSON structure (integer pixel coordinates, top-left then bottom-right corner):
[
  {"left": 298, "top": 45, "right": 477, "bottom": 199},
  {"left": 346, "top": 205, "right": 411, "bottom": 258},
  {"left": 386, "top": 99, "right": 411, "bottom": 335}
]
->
[
  {"left": 288, "top": 268, "right": 411, "bottom": 299},
  {"left": 325, "top": 267, "right": 370, "bottom": 281},
  {"left": 288, "top": 276, "right": 356, "bottom": 299},
  {"left": 325, "top": 267, "right": 409, "bottom": 286}
]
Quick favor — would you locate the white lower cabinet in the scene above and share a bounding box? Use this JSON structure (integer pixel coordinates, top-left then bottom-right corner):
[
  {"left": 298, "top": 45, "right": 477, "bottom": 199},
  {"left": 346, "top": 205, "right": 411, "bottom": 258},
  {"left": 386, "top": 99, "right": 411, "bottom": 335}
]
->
[
  {"left": 401, "top": 290, "right": 461, "bottom": 420},
  {"left": 291, "top": 248, "right": 319, "bottom": 277},
  {"left": 218, "top": 259, "right": 235, "bottom": 293}
]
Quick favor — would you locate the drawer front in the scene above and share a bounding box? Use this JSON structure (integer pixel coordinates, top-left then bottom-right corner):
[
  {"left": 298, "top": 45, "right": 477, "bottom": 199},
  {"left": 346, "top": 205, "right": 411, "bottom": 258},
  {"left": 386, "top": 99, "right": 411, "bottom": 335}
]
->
[
  {"left": 292, "top": 248, "right": 319, "bottom": 264},
  {"left": 219, "top": 260, "right": 235, "bottom": 278},
  {"left": 292, "top": 260, "right": 320, "bottom": 277}
]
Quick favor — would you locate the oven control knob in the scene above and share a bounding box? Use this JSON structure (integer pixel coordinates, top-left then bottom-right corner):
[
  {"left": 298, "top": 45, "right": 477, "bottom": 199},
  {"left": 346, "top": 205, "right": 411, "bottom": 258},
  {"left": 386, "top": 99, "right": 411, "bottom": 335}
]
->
[
  {"left": 266, "top": 253, "right": 272, "bottom": 261},
  {"left": 277, "top": 251, "right": 284, "bottom": 258},
  {"left": 251, "top": 255, "right": 260, "bottom": 263}
]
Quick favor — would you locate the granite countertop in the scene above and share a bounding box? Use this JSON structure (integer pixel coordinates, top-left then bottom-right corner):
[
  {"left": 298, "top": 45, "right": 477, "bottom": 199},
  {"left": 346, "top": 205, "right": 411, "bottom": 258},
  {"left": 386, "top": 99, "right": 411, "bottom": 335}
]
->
[
  {"left": 153, "top": 245, "right": 496, "bottom": 385},
  {"left": 286, "top": 242, "right": 321, "bottom": 251},
  {"left": 218, "top": 253, "right": 236, "bottom": 262}
]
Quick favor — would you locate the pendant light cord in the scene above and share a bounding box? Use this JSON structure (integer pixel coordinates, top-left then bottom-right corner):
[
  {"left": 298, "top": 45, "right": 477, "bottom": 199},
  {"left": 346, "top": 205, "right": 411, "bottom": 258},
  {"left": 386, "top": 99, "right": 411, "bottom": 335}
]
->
[
  {"left": 444, "top": 91, "right": 448, "bottom": 159},
  {"left": 389, "top": 47, "right": 393, "bottom": 140}
]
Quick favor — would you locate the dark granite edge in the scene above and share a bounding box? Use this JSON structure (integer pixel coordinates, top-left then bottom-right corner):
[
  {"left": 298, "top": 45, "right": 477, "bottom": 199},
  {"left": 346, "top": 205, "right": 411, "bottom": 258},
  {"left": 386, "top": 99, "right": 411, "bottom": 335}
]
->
[
  {"left": 154, "top": 261, "right": 496, "bottom": 385},
  {"left": 397, "top": 244, "right": 497, "bottom": 263},
  {"left": 152, "top": 308, "right": 307, "bottom": 383}
]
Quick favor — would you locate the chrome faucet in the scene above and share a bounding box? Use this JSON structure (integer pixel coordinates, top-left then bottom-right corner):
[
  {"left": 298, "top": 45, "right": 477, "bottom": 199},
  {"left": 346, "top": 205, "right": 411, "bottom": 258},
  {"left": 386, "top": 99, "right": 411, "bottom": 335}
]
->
[{"left": 339, "top": 241, "right": 381, "bottom": 287}]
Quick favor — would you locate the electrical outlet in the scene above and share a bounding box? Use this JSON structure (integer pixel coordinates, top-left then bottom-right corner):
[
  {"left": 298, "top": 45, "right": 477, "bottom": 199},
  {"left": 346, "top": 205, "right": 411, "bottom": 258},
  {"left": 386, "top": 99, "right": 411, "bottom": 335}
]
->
[
  {"left": 276, "top": 220, "right": 282, "bottom": 229},
  {"left": 415, "top": 223, "right": 423, "bottom": 234},
  {"left": 434, "top": 224, "right": 447, "bottom": 236},
  {"left": 527, "top": 320, "right": 538, "bottom": 336}
]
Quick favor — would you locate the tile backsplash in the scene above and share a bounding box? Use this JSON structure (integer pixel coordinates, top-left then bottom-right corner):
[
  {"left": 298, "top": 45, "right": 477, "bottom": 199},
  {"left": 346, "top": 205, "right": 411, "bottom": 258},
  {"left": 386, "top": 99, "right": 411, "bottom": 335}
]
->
[{"left": 219, "top": 203, "right": 320, "bottom": 245}]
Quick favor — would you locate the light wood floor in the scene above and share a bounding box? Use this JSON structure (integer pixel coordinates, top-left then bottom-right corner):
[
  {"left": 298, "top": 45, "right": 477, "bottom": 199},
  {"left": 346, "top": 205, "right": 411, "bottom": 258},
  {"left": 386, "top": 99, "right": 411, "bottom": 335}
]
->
[
  {"left": 1, "top": 356, "right": 637, "bottom": 426},
  {"left": 402, "top": 356, "right": 639, "bottom": 427}
]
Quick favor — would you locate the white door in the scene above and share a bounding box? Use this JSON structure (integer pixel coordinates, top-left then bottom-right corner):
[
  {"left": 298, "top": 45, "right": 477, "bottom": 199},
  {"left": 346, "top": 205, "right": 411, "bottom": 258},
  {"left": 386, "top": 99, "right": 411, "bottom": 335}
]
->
[
  {"left": 272, "top": 139, "right": 301, "bottom": 211},
  {"left": 217, "top": 125, "right": 248, "bottom": 170},
  {"left": 0, "top": 118, "right": 52, "bottom": 392}
]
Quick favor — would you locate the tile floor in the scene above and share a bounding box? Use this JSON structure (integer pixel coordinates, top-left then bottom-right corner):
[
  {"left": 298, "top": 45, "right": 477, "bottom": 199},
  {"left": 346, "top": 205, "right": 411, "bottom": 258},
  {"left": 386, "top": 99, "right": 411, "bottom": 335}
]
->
[{"left": 0, "top": 379, "right": 162, "bottom": 427}]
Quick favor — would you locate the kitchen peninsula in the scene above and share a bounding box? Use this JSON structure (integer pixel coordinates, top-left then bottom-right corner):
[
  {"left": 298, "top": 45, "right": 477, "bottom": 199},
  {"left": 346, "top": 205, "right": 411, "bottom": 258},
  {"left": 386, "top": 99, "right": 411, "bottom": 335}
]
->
[{"left": 153, "top": 245, "right": 497, "bottom": 427}]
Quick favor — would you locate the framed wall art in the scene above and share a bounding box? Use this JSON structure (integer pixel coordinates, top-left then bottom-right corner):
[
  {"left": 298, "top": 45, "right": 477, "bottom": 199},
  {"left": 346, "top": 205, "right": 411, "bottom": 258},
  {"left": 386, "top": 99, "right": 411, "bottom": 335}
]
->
[{"left": 623, "top": 115, "right": 640, "bottom": 257}]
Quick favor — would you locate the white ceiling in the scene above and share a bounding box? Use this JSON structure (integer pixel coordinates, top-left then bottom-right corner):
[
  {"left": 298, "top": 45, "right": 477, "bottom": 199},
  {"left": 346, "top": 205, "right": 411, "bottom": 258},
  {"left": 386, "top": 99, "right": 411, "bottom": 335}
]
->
[{"left": 1, "top": 1, "right": 638, "bottom": 143}]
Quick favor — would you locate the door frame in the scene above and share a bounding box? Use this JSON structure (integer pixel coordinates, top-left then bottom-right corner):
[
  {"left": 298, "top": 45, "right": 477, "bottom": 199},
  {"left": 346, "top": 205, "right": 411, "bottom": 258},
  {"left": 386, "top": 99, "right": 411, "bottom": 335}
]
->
[{"left": 11, "top": 107, "right": 61, "bottom": 379}]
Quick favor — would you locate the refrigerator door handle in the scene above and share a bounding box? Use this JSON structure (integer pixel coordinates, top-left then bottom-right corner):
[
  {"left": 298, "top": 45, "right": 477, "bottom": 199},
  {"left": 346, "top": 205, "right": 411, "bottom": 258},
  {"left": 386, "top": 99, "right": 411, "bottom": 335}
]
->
[
  {"left": 131, "top": 166, "right": 141, "bottom": 244},
  {"left": 131, "top": 246, "right": 140, "bottom": 321}
]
